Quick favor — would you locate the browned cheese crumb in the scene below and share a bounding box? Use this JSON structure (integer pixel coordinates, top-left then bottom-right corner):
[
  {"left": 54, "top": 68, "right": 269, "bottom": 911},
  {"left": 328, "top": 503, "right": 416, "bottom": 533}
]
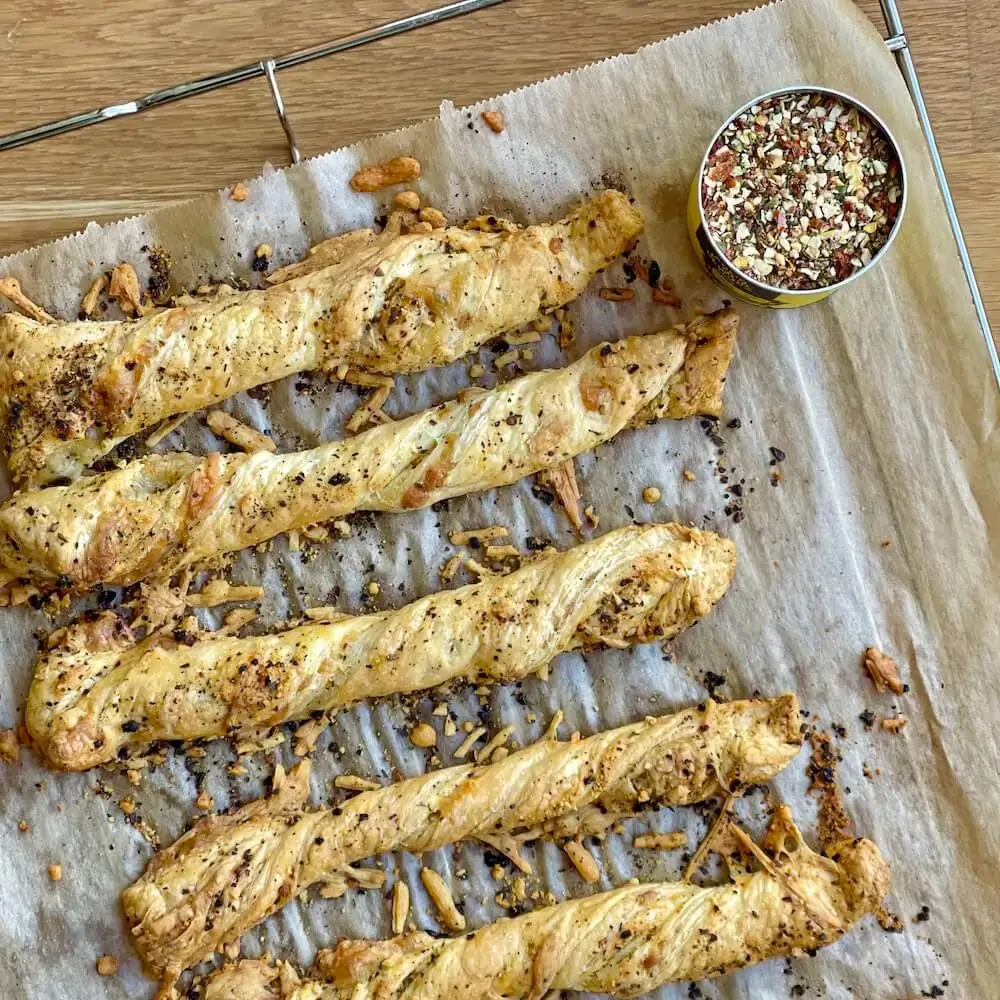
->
[
  {"left": 863, "top": 646, "right": 907, "bottom": 695},
  {"left": 96, "top": 955, "right": 119, "bottom": 976},
  {"left": 875, "top": 904, "right": 904, "bottom": 932},
  {"left": 882, "top": 715, "right": 907, "bottom": 734},
  {"left": 682, "top": 469, "right": 696, "bottom": 482},
  {"left": 0, "top": 276, "right": 55, "bottom": 323},
  {"left": 195, "top": 790, "right": 215, "bottom": 811},
  {"left": 807, "top": 730, "right": 853, "bottom": 851},
  {"left": 652, "top": 287, "right": 682, "bottom": 307},
  {"left": 0, "top": 729, "right": 20, "bottom": 764},
  {"left": 48, "top": 863, "right": 62, "bottom": 881},
  {"left": 18, "top": 819, "right": 30, "bottom": 833},
  {"left": 79, "top": 274, "right": 108, "bottom": 317},
  {"left": 230, "top": 182, "right": 250, "bottom": 202},
  {"left": 481, "top": 110, "right": 505, "bottom": 133},
  {"left": 207, "top": 410, "right": 276, "bottom": 453},
  {"left": 418, "top": 206, "right": 447, "bottom": 229},
  {"left": 108, "top": 263, "right": 146, "bottom": 316},
  {"left": 642, "top": 486, "right": 662, "bottom": 504},
  {"left": 420, "top": 868, "right": 465, "bottom": 932},
  {"left": 350, "top": 156, "right": 422, "bottom": 192},
  {"left": 598, "top": 286, "right": 635, "bottom": 301},
  {"left": 633, "top": 831, "right": 687, "bottom": 851}
]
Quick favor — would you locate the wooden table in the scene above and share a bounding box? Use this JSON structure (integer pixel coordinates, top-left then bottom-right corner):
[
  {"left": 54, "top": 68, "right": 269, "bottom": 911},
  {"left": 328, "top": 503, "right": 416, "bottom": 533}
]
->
[{"left": 1, "top": 1, "right": 996, "bottom": 327}]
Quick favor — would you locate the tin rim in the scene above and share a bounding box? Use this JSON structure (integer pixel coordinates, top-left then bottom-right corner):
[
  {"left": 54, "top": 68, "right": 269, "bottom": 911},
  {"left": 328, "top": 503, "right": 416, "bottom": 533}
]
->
[{"left": 695, "top": 84, "right": 908, "bottom": 299}]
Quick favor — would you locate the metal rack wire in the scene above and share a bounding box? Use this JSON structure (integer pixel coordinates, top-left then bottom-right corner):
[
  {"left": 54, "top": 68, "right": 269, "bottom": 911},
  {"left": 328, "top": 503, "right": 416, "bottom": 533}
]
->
[{"left": 0, "top": 0, "right": 994, "bottom": 382}]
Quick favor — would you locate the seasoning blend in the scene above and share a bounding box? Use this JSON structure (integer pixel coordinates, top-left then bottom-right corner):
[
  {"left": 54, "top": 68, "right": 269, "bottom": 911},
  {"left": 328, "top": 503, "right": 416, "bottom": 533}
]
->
[{"left": 688, "top": 86, "right": 906, "bottom": 307}]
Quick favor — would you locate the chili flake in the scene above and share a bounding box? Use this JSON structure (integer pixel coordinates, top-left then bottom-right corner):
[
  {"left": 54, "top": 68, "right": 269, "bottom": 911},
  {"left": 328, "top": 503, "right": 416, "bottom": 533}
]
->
[{"left": 702, "top": 91, "right": 902, "bottom": 290}]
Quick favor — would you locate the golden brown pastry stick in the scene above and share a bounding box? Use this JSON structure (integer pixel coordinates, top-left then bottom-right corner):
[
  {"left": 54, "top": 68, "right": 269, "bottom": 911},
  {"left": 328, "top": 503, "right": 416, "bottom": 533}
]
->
[
  {"left": 27, "top": 523, "right": 735, "bottom": 770},
  {"left": 0, "top": 309, "right": 737, "bottom": 596},
  {"left": 123, "top": 697, "right": 801, "bottom": 987},
  {"left": 0, "top": 190, "right": 642, "bottom": 488},
  {"left": 198, "top": 820, "right": 888, "bottom": 1000}
]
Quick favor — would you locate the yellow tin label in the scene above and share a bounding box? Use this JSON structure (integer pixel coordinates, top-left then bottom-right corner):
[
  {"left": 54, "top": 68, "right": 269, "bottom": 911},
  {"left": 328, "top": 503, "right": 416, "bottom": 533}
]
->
[{"left": 686, "top": 181, "right": 831, "bottom": 309}]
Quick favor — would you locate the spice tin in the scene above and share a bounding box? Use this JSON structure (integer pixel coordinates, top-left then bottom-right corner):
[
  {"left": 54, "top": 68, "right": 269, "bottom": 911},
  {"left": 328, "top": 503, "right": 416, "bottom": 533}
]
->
[{"left": 687, "top": 85, "right": 907, "bottom": 308}]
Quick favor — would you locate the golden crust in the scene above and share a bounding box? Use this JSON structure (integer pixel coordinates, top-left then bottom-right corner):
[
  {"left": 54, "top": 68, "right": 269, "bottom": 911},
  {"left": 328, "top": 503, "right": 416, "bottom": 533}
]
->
[
  {"left": 0, "top": 310, "right": 737, "bottom": 595},
  {"left": 123, "top": 697, "right": 800, "bottom": 985},
  {"left": 200, "top": 829, "right": 887, "bottom": 1000},
  {"left": 27, "top": 523, "right": 735, "bottom": 770},
  {"left": 0, "top": 191, "right": 643, "bottom": 488}
]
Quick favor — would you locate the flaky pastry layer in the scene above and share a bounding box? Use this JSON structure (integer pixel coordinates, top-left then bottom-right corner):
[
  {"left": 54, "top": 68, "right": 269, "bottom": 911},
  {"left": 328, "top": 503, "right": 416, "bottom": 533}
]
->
[
  {"left": 0, "top": 190, "right": 642, "bottom": 487},
  {"left": 0, "top": 309, "right": 737, "bottom": 594},
  {"left": 124, "top": 697, "right": 800, "bottom": 985},
  {"left": 28, "top": 523, "right": 735, "bottom": 769}
]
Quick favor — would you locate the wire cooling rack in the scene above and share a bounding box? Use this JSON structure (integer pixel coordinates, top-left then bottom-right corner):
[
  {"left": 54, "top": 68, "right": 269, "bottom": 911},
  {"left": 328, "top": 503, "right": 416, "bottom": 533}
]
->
[{"left": 1, "top": 0, "right": 995, "bottom": 383}]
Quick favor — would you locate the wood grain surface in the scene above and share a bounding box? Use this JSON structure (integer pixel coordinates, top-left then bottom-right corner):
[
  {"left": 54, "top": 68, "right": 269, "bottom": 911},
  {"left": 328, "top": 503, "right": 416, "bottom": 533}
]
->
[{"left": 1, "top": 0, "right": 996, "bottom": 326}]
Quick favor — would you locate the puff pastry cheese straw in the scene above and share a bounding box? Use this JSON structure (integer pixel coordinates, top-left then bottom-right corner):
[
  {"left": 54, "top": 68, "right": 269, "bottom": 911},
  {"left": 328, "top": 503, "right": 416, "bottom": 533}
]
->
[
  {"left": 0, "top": 190, "right": 642, "bottom": 488},
  {"left": 123, "top": 697, "right": 801, "bottom": 986},
  {"left": 199, "top": 822, "right": 888, "bottom": 1000},
  {"left": 27, "top": 523, "right": 735, "bottom": 770},
  {"left": 0, "top": 309, "right": 737, "bottom": 596}
]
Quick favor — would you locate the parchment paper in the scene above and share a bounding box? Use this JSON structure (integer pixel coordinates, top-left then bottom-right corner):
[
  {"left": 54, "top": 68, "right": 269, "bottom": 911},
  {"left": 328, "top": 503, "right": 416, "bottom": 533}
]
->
[{"left": 2, "top": 0, "right": 998, "bottom": 996}]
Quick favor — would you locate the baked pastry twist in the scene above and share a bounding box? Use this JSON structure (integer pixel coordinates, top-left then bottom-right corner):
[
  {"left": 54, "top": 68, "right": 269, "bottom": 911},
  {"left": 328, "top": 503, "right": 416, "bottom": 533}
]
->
[
  {"left": 0, "top": 190, "right": 642, "bottom": 487},
  {"left": 199, "top": 819, "right": 887, "bottom": 1000},
  {"left": 27, "top": 523, "right": 735, "bottom": 770},
  {"left": 123, "top": 697, "right": 801, "bottom": 986},
  {"left": 0, "top": 309, "right": 736, "bottom": 595}
]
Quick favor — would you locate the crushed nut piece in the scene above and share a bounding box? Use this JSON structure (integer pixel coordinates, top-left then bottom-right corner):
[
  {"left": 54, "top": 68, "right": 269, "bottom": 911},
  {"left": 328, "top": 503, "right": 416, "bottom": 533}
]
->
[
  {"left": 410, "top": 723, "right": 437, "bottom": 749},
  {"left": 598, "top": 287, "right": 634, "bottom": 301},
  {"left": 481, "top": 110, "right": 505, "bottom": 133},
  {"left": 453, "top": 726, "right": 486, "bottom": 759},
  {"left": 863, "top": 647, "right": 906, "bottom": 695},
  {"left": 474, "top": 725, "right": 515, "bottom": 763},
  {"left": 634, "top": 831, "right": 688, "bottom": 850},
  {"left": 468, "top": 362, "right": 486, "bottom": 378},
  {"left": 563, "top": 840, "right": 601, "bottom": 883},
  {"left": 350, "top": 156, "right": 422, "bottom": 192},
  {"left": 432, "top": 702, "right": 449, "bottom": 717},
  {"left": 450, "top": 526, "right": 509, "bottom": 546},
  {"left": 418, "top": 206, "right": 447, "bottom": 229},
  {"left": 493, "top": 347, "right": 521, "bottom": 369},
  {"left": 394, "top": 190, "right": 421, "bottom": 211},
  {"left": 96, "top": 955, "right": 119, "bottom": 976},
  {"left": 642, "top": 486, "right": 662, "bottom": 504},
  {"left": 79, "top": 274, "right": 108, "bottom": 317},
  {"left": 882, "top": 715, "right": 907, "bottom": 733},
  {"left": 420, "top": 868, "right": 465, "bottom": 932},
  {"left": 195, "top": 790, "right": 214, "bottom": 811},
  {"left": 0, "top": 729, "right": 19, "bottom": 764},
  {"left": 48, "top": 863, "right": 63, "bottom": 881},
  {"left": 443, "top": 717, "right": 457, "bottom": 737},
  {"left": 392, "top": 881, "right": 410, "bottom": 935},
  {"left": 0, "top": 276, "right": 55, "bottom": 323}
]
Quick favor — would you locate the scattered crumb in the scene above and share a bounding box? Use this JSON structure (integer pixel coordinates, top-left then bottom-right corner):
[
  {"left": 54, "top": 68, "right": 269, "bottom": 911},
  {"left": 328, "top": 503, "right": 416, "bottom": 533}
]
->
[
  {"left": 563, "top": 840, "right": 601, "bottom": 883},
  {"left": 807, "top": 731, "right": 852, "bottom": 851},
  {"left": 454, "top": 726, "right": 486, "bottom": 759},
  {"left": 443, "top": 717, "right": 457, "bottom": 737},
  {"left": 421, "top": 868, "right": 465, "bottom": 932},
  {"left": 863, "top": 647, "right": 907, "bottom": 695},
  {"left": 468, "top": 362, "right": 486, "bottom": 378},
  {"left": 119, "top": 797, "right": 136, "bottom": 816},
  {"left": 481, "top": 110, "right": 505, "bottom": 134},
  {"left": 410, "top": 723, "right": 437, "bottom": 749},
  {"left": 350, "top": 156, "right": 422, "bottom": 192},
  {"left": 652, "top": 287, "right": 682, "bottom": 307},
  {"left": 474, "top": 725, "right": 515, "bottom": 763},
  {"left": 47, "top": 863, "right": 62, "bottom": 881},
  {"left": 332, "top": 520, "right": 352, "bottom": 538},
  {"left": 293, "top": 716, "right": 329, "bottom": 756},
  {"left": 207, "top": 410, "right": 276, "bottom": 453},
  {"left": 409, "top": 220, "right": 434, "bottom": 234},
  {"left": 187, "top": 579, "right": 264, "bottom": 608},
  {"left": 642, "top": 485, "right": 661, "bottom": 504},
  {"left": 537, "top": 459, "right": 583, "bottom": 531},
  {"left": 394, "top": 190, "right": 421, "bottom": 211},
  {"left": 253, "top": 244, "right": 273, "bottom": 273},
  {"left": 875, "top": 904, "right": 904, "bottom": 932},
  {"left": 79, "top": 274, "right": 108, "bottom": 317},
  {"left": 598, "top": 286, "right": 634, "bottom": 301},
  {"left": 555, "top": 306, "right": 575, "bottom": 348},
  {"left": 334, "top": 774, "right": 382, "bottom": 792},
  {"left": 882, "top": 715, "right": 907, "bottom": 733},
  {"left": 96, "top": 955, "right": 119, "bottom": 976},
  {"left": 880, "top": 539, "right": 891, "bottom": 548},
  {"left": 230, "top": 182, "right": 250, "bottom": 201},
  {"left": 108, "top": 262, "right": 147, "bottom": 316},
  {"left": 683, "top": 469, "right": 696, "bottom": 482},
  {"left": 0, "top": 729, "right": 20, "bottom": 764},
  {"left": 633, "top": 831, "right": 687, "bottom": 851},
  {"left": 392, "top": 881, "right": 410, "bottom": 935},
  {"left": 450, "top": 526, "right": 509, "bottom": 546},
  {"left": 18, "top": 820, "right": 30, "bottom": 833},
  {"left": 418, "top": 206, "right": 447, "bottom": 229},
  {"left": 584, "top": 505, "right": 599, "bottom": 528},
  {"left": 439, "top": 554, "right": 462, "bottom": 583},
  {"left": 195, "top": 790, "right": 214, "bottom": 811},
  {"left": 0, "top": 276, "right": 55, "bottom": 323}
]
